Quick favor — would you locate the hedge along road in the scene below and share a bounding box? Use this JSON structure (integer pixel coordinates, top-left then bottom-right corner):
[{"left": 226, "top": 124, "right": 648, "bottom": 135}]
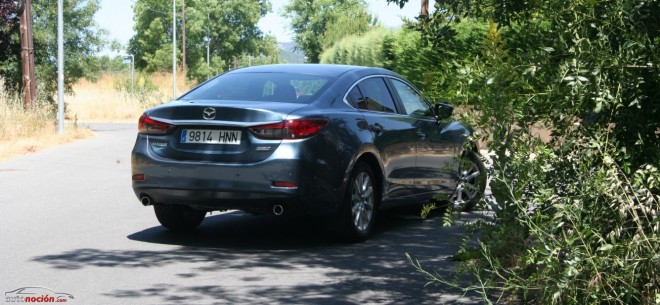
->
[{"left": 0, "top": 123, "right": 483, "bottom": 305}]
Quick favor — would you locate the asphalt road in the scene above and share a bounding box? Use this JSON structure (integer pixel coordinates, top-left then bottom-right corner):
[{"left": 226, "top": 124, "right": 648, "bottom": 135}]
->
[{"left": 0, "top": 123, "right": 483, "bottom": 305}]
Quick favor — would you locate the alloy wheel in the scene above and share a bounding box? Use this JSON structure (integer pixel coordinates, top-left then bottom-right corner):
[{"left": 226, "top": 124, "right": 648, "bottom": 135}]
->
[
  {"left": 451, "top": 152, "right": 486, "bottom": 211},
  {"left": 351, "top": 172, "right": 374, "bottom": 232}
]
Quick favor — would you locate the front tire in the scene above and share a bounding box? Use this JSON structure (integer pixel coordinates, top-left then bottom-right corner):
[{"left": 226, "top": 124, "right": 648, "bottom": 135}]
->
[
  {"left": 154, "top": 204, "right": 206, "bottom": 231},
  {"left": 451, "top": 151, "right": 487, "bottom": 212},
  {"left": 339, "top": 162, "right": 378, "bottom": 242}
]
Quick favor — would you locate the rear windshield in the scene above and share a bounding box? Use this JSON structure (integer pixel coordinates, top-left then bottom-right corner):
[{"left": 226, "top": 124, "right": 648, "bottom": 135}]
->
[{"left": 180, "top": 72, "right": 335, "bottom": 104}]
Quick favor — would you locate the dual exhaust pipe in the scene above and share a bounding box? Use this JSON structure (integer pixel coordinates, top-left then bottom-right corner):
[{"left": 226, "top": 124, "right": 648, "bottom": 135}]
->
[{"left": 140, "top": 194, "right": 285, "bottom": 216}]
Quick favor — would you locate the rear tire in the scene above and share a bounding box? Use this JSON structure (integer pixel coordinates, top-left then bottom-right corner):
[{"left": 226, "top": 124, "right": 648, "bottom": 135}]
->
[
  {"left": 338, "top": 162, "right": 378, "bottom": 242},
  {"left": 154, "top": 204, "right": 206, "bottom": 231}
]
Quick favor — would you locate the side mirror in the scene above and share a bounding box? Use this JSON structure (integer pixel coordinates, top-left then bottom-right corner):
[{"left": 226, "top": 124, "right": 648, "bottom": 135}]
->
[{"left": 434, "top": 103, "right": 454, "bottom": 120}]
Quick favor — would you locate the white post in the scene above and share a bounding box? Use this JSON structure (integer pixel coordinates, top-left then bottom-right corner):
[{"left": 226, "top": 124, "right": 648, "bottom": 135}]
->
[
  {"left": 130, "top": 54, "right": 134, "bottom": 93},
  {"left": 57, "top": 0, "right": 64, "bottom": 134},
  {"left": 123, "top": 55, "right": 135, "bottom": 93},
  {"left": 206, "top": 13, "right": 210, "bottom": 79},
  {"left": 205, "top": 36, "right": 210, "bottom": 79},
  {"left": 172, "top": 0, "right": 177, "bottom": 99}
]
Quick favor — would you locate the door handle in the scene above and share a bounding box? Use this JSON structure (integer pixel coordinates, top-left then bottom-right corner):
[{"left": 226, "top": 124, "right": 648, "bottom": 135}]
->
[{"left": 370, "top": 123, "right": 383, "bottom": 133}]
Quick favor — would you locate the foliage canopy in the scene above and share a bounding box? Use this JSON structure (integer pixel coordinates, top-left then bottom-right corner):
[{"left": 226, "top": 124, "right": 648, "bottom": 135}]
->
[
  {"left": 320, "top": 20, "right": 488, "bottom": 103},
  {"left": 282, "top": 0, "right": 376, "bottom": 63},
  {"left": 128, "top": 0, "right": 278, "bottom": 82},
  {"left": 387, "top": 0, "right": 659, "bottom": 303},
  {"left": 0, "top": 0, "right": 106, "bottom": 102}
]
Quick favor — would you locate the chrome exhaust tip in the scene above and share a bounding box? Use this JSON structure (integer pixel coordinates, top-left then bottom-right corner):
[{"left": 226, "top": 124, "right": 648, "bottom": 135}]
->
[
  {"left": 140, "top": 195, "right": 152, "bottom": 206},
  {"left": 272, "top": 204, "right": 284, "bottom": 216}
]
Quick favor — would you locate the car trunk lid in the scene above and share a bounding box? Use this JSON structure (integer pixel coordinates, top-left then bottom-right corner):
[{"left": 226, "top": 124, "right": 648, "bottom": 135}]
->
[{"left": 145, "top": 101, "right": 307, "bottom": 163}]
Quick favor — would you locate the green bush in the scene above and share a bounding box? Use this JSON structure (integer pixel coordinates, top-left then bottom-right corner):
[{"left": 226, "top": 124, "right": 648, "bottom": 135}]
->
[
  {"left": 320, "top": 21, "right": 488, "bottom": 104},
  {"left": 320, "top": 27, "right": 389, "bottom": 67},
  {"left": 406, "top": 0, "right": 659, "bottom": 303}
]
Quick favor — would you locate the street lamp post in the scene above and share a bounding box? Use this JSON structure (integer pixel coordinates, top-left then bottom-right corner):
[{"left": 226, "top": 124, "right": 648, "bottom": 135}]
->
[
  {"left": 57, "top": 0, "right": 64, "bottom": 134},
  {"left": 204, "top": 36, "right": 210, "bottom": 79},
  {"left": 172, "top": 0, "right": 177, "bottom": 99}
]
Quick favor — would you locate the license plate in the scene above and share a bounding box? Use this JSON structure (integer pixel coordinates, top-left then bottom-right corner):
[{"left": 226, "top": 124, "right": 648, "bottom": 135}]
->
[{"left": 181, "top": 129, "right": 241, "bottom": 145}]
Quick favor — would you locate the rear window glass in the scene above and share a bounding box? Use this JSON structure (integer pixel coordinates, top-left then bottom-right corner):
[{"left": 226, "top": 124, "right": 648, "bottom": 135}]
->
[{"left": 180, "top": 72, "right": 334, "bottom": 104}]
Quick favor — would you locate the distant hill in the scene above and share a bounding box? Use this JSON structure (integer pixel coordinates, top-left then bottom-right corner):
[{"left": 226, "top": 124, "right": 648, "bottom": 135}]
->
[{"left": 278, "top": 42, "right": 306, "bottom": 63}]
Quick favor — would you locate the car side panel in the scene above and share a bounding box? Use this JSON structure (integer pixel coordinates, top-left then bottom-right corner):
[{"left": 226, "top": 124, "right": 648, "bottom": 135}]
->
[
  {"left": 359, "top": 111, "right": 419, "bottom": 198},
  {"left": 415, "top": 120, "right": 469, "bottom": 195}
]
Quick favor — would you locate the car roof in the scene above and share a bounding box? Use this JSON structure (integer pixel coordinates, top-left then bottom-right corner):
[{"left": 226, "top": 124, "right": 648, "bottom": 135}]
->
[{"left": 226, "top": 64, "right": 394, "bottom": 78}]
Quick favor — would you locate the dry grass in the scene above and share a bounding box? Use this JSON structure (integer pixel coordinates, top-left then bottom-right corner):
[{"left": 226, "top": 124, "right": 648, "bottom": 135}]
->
[
  {"left": 66, "top": 72, "right": 192, "bottom": 122},
  {"left": 0, "top": 125, "right": 94, "bottom": 163},
  {"left": 1, "top": 72, "right": 193, "bottom": 162},
  {"left": 0, "top": 79, "right": 94, "bottom": 163}
]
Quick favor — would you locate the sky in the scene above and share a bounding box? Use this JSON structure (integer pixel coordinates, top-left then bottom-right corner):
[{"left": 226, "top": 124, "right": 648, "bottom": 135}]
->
[{"left": 95, "top": 0, "right": 433, "bottom": 55}]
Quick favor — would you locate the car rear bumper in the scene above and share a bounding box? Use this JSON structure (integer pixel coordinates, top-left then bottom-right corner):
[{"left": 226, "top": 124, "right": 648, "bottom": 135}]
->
[{"left": 131, "top": 138, "right": 343, "bottom": 215}]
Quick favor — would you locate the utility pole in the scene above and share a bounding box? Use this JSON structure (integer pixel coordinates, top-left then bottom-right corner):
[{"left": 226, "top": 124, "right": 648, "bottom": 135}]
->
[
  {"left": 421, "top": 0, "right": 429, "bottom": 17},
  {"left": 19, "top": 0, "right": 36, "bottom": 109},
  {"left": 181, "top": 0, "right": 186, "bottom": 84}
]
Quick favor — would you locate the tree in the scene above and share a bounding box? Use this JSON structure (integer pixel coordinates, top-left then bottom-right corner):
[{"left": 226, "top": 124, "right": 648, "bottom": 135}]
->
[
  {"left": 128, "top": 0, "right": 277, "bottom": 82},
  {"left": 0, "top": 0, "right": 106, "bottom": 102},
  {"left": 320, "top": 7, "right": 376, "bottom": 51},
  {"left": 282, "top": 0, "right": 375, "bottom": 63},
  {"left": 0, "top": 0, "right": 21, "bottom": 93},
  {"left": 393, "top": 0, "right": 659, "bottom": 304},
  {"left": 0, "top": 0, "right": 15, "bottom": 21}
]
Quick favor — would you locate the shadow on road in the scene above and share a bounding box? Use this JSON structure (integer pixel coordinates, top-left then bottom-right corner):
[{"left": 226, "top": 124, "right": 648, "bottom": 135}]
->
[
  {"left": 31, "top": 208, "right": 481, "bottom": 304},
  {"left": 126, "top": 208, "right": 453, "bottom": 250},
  {"left": 129, "top": 211, "right": 343, "bottom": 250}
]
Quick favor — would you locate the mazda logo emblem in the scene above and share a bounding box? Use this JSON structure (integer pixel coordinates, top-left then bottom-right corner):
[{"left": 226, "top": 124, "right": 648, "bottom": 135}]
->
[{"left": 202, "top": 107, "right": 216, "bottom": 120}]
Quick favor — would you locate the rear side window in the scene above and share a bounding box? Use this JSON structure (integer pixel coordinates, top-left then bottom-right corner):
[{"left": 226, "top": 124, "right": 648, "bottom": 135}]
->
[
  {"left": 180, "top": 72, "right": 334, "bottom": 104},
  {"left": 354, "top": 78, "right": 397, "bottom": 113},
  {"left": 346, "top": 86, "right": 364, "bottom": 109}
]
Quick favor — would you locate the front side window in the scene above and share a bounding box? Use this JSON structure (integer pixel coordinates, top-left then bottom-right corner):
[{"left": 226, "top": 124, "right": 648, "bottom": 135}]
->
[
  {"left": 354, "top": 78, "right": 397, "bottom": 113},
  {"left": 390, "top": 79, "right": 432, "bottom": 117}
]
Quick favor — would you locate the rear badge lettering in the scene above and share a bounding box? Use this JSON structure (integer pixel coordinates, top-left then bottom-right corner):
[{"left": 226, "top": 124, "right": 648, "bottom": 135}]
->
[
  {"left": 255, "top": 146, "right": 272, "bottom": 151},
  {"left": 152, "top": 141, "right": 168, "bottom": 147}
]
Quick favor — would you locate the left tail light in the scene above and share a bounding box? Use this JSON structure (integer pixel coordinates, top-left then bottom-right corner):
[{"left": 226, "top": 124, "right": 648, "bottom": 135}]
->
[
  {"left": 138, "top": 115, "right": 175, "bottom": 135},
  {"left": 249, "top": 118, "right": 328, "bottom": 140}
]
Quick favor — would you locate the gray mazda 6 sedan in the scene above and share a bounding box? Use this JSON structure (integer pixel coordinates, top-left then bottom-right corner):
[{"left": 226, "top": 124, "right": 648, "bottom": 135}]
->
[{"left": 131, "top": 64, "right": 486, "bottom": 241}]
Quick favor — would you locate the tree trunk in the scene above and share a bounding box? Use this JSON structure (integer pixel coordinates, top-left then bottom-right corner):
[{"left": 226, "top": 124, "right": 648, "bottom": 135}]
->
[
  {"left": 421, "top": 0, "right": 429, "bottom": 17},
  {"left": 19, "top": 0, "right": 36, "bottom": 108}
]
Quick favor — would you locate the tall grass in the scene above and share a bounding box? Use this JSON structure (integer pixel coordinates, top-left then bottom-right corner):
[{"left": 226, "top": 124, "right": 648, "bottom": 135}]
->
[
  {"left": 0, "top": 77, "right": 93, "bottom": 162},
  {"left": 66, "top": 71, "right": 192, "bottom": 122},
  {"left": 1, "top": 72, "right": 193, "bottom": 162},
  {"left": 0, "top": 80, "right": 52, "bottom": 141}
]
